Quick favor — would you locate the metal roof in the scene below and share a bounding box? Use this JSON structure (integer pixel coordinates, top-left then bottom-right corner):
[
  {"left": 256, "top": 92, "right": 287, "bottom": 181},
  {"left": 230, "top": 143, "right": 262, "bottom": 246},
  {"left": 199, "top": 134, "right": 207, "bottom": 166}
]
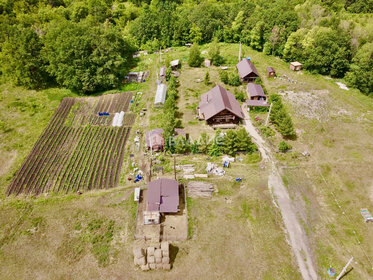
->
[
  {"left": 290, "top": 61, "right": 302, "bottom": 66},
  {"left": 147, "top": 178, "right": 179, "bottom": 213},
  {"left": 247, "top": 83, "right": 266, "bottom": 98},
  {"left": 236, "top": 59, "right": 259, "bottom": 79},
  {"left": 199, "top": 85, "right": 244, "bottom": 121},
  {"left": 146, "top": 129, "right": 164, "bottom": 148},
  {"left": 170, "top": 59, "right": 180, "bottom": 67},
  {"left": 246, "top": 100, "right": 269, "bottom": 107}
]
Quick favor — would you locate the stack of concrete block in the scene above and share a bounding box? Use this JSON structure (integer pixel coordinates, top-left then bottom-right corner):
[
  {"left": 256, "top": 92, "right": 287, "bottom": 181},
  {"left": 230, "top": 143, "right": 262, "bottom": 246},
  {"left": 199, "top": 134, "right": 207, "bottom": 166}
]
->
[{"left": 133, "top": 242, "right": 172, "bottom": 271}]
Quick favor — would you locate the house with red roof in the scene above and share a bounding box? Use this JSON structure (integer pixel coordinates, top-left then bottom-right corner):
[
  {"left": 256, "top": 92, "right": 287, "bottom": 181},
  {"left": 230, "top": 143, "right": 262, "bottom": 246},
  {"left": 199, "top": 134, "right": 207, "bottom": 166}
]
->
[{"left": 198, "top": 85, "right": 244, "bottom": 125}]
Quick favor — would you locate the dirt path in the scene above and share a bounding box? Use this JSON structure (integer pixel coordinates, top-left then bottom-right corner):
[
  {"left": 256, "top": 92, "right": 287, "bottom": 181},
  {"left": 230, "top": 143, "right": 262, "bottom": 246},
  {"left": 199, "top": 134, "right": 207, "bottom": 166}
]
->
[{"left": 242, "top": 107, "right": 318, "bottom": 280}]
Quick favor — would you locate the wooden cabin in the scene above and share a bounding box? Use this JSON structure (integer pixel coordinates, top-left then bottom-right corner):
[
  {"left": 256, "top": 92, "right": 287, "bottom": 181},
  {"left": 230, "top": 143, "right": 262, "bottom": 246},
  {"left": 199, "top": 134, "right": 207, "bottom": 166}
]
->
[
  {"left": 198, "top": 85, "right": 244, "bottom": 125},
  {"left": 267, "top": 67, "right": 276, "bottom": 77},
  {"left": 290, "top": 62, "right": 302, "bottom": 71},
  {"left": 236, "top": 58, "right": 260, "bottom": 83}
]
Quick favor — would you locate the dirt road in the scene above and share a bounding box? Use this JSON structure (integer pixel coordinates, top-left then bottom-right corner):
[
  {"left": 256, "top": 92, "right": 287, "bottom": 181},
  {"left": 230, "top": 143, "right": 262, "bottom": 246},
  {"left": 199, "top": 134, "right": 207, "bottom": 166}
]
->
[{"left": 242, "top": 107, "right": 318, "bottom": 280}]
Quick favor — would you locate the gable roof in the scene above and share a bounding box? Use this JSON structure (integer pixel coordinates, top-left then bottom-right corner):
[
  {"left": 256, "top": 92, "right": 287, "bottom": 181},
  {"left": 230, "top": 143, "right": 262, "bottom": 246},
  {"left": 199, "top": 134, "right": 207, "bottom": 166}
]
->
[
  {"left": 199, "top": 85, "right": 244, "bottom": 121},
  {"left": 247, "top": 83, "right": 266, "bottom": 98},
  {"left": 147, "top": 178, "right": 179, "bottom": 213},
  {"left": 267, "top": 67, "right": 275, "bottom": 73},
  {"left": 236, "top": 59, "right": 259, "bottom": 79},
  {"left": 146, "top": 129, "right": 164, "bottom": 147}
]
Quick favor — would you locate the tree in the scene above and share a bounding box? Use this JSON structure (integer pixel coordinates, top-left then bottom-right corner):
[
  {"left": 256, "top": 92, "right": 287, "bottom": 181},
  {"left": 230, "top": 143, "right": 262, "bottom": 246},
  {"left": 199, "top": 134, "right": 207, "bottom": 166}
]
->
[
  {"left": 43, "top": 20, "right": 133, "bottom": 93},
  {"left": 189, "top": 24, "right": 203, "bottom": 44},
  {"left": 345, "top": 42, "right": 373, "bottom": 95},
  {"left": 250, "top": 21, "right": 265, "bottom": 51},
  {"left": 188, "top": 43, "right": 203, "bottom": 67},
  {"left": 190, "top": 140, "right": 200, "bottom": 154},
  {"left": 174, "top": 136, "right": 190, "bottom": 154},
  {"left": 223, "top": 130, "right": 237, "bottom": 156},
  {"left": 208, "top": 141, "right": 222, "bottom": 157},
  {"left": 302, "top": 27, "right": 351, "bottom": 77},
  {"left": 208, "top": 37, "right": 223, "bottom": 65},
  {"left": 204, "top": 71, "right": 210, "bottom": 85},
  {"left": 1, "top": 26, "right": 48, "bottom": 89},
  {"left": 279, "top": 141, "right": 292, "bottom": 153},
  {"left": 198, "top": 132, "right": 210, "bottom": 154},
  {"left": 235, "top": 128, "right": 256, "bottom": 153}
]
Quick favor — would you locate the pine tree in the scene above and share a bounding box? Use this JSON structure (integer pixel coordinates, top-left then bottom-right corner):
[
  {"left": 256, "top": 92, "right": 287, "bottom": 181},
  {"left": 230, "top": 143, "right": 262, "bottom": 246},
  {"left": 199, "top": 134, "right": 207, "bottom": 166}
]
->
[
  {"left": 223, "top": 130, "right": 237, "bottom": 156},
  {"left": 199, "top": 132, "right": 210, "bottom": 154},
  {"left": 204, "top": 71, "right": 210, "bottom": 85},
  {"left": 236, "top": 128, "right": 256, "bottom": 153},
  {"left": 188, "top": 43, "right": 203, "bottom": 67}
]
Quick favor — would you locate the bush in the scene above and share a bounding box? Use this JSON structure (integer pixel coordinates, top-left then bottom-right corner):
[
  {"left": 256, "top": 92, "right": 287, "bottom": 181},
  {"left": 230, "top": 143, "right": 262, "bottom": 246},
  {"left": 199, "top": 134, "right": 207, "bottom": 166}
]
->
[
  {"left": 188, "top": 43, "right": 203, "bottom": 67},
  {"left": 268, "top": 94, "right": 296, "bottom": 138},
  {"left": 234, "top": 89, "right": 246, "bottom": 102},
  {"left": 278, "top": 141, "right": 292, "bottom": 153},
  {"left": 219, "top": 71, "right": 241, "bottom": 86}
]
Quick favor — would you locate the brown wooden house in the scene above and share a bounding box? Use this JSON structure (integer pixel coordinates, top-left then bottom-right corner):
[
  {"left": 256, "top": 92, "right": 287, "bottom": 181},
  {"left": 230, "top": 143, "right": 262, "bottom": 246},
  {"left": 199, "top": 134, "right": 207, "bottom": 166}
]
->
[
  {"left": 198, "top": 85, "right": 244, "bottom": 125},
  {"left": 236, "top": 58, "right": 260, "bottom": 82},
  {"left": 267, "top": 67, "right": 276, "bottom": 77},
  {"left": 290, "top": 61, "right": 302, "bottom": 71},
  {"left": 246, "top": 84, "right": 269, "bottom": 108}
]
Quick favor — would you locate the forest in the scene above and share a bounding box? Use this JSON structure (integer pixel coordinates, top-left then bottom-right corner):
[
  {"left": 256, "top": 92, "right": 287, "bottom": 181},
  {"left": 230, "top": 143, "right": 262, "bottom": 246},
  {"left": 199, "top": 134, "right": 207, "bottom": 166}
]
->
[{"left": 0, "top": 0, "right": 372, "bottom": 95}]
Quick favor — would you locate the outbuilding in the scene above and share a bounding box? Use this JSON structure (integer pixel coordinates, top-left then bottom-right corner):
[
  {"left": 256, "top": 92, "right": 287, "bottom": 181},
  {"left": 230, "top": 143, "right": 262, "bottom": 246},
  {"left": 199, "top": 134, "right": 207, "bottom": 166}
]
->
[
  {"left": 160, "top": 66, "right": 166, "bottom": 79},
  {"left": 154, "top": 83, "right": 167, "bottom": 107},
  {"left": 236, "top": 58, "right": 260, "bottom": 83},
  {"left": 290, "top": 62, "right": 302, "bottom": 71},
  {"left": 267, "top": 67, "right": 276, "bottom": 77},
  {"left": 144, "top": 178, "right": 180, "bottom": 225},
  {"left": 246, "top": 83, "right": 269, "bottom": 108},
  {"left": 198, "top": 85, "right": 244, "bottom": 125},
  {"left": 146, "top": 129, "right": 164, "bottom": 152},
  {"left": 247, "top": 83, "right": 266, "bottom": 101},
  {"left": 170, "top": 59, "right": 180, "bottom": 70}
]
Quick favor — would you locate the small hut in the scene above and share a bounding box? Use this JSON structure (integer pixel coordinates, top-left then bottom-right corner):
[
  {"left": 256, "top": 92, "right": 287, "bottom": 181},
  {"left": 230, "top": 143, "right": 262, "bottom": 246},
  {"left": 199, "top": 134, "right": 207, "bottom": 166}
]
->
[
  {"left": 170, "top": 59, "right": 180, "bottom": 70},
  {"left": 290, "top": 62, "right": 302, "bottom": 71},
  {"left": 267, "top": 67, "right": 276, "bottom": 77},
  {"left": 159, "top": 66, "right": 166, "bottom": 79},
  {"left": 146, "top": 129, "right": 165, "bottom": 152}
]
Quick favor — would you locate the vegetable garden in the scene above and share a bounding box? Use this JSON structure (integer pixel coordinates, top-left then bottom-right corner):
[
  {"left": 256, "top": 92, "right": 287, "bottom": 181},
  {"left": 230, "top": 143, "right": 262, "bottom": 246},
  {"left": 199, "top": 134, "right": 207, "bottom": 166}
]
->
[{"left": 6, "top": 93, "right": 134, "bottom": 195}]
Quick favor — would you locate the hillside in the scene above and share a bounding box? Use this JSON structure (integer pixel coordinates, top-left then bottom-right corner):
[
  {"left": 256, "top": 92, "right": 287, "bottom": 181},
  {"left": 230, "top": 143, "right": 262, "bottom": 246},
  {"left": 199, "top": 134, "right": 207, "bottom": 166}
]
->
[{"left": 1, "top": 43, "right": 373, "bottom": 279}]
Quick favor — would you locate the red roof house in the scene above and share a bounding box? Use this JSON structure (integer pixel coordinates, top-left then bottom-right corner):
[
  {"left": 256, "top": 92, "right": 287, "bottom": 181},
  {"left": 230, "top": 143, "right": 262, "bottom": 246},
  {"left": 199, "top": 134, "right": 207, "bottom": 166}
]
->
[
  {"left": 198, "top": 85, "right": 244, "bottom": 125},
  {"left": 146, "top": 129, "right": 165, "bottom": 152},
  {"left": 147, "top": 178, "right": 179, "bottom": 213},
  {"left": 236, "top": 58, "right": 260, "bottom": 82}
]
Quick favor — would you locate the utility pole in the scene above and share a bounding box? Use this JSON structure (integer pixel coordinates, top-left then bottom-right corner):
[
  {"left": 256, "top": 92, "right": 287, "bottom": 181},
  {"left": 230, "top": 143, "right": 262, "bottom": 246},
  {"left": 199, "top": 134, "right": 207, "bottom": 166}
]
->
[
  {"left": 159, "top": 46, "right": 162, "bottom": 64},
  {"left": 336, "top": 257, "right": 354, "bottom": 280},
  {"left": 265, "top": 102, "right": 273, "bottom": 127},
  {"left": 238, "top": 42, "right": 242, "bottom": 62}
]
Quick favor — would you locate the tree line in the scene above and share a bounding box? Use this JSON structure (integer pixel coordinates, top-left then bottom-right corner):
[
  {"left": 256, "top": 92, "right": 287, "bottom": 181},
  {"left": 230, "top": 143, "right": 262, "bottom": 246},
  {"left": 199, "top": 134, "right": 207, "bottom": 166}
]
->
[{"left": 0, "top": 0, "right": 372, "bottom": 95}]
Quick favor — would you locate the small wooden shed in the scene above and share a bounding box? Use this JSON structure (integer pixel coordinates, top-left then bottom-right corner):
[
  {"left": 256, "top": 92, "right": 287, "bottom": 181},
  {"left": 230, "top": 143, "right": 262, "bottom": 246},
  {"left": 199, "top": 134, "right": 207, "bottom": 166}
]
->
[
  {"left": 267, "top": 67, "right": 276, "bottom": 77},
  {"left": 290, "top": 62, "right": 302, "bottom": 71}
]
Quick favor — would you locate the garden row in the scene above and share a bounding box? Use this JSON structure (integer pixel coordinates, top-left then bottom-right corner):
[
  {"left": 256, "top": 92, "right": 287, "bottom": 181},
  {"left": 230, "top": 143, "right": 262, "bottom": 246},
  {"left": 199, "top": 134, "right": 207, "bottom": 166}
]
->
[
  {"left": 93, "top": 93, "right": 133, "bottom": 114},
  {"left": 7, "top": 95, "right": 133, "bottom": 195}
]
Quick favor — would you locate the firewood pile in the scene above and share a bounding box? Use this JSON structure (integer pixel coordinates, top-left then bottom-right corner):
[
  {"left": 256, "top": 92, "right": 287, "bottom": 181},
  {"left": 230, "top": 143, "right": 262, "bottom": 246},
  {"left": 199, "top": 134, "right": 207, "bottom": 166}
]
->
[
  {"left": 133, "top": 241, "right": 171, "bottom": 271},
  {"left": 187, "top": 181, "right": 215, "bottom": 198}
]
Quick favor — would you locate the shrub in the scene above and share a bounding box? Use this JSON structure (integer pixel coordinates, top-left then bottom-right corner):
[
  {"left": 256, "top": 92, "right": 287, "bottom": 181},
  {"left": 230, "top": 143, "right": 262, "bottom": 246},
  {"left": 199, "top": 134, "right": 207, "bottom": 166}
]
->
[{"left": 279, "top": 141, "right": 292, "bottom": 153}]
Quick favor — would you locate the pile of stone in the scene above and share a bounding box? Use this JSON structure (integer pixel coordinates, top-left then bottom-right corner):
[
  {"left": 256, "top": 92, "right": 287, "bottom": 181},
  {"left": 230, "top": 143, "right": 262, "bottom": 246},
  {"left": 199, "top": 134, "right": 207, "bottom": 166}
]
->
[{"left": 133, "top": 241, "right": 171, "bottom": 271}]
